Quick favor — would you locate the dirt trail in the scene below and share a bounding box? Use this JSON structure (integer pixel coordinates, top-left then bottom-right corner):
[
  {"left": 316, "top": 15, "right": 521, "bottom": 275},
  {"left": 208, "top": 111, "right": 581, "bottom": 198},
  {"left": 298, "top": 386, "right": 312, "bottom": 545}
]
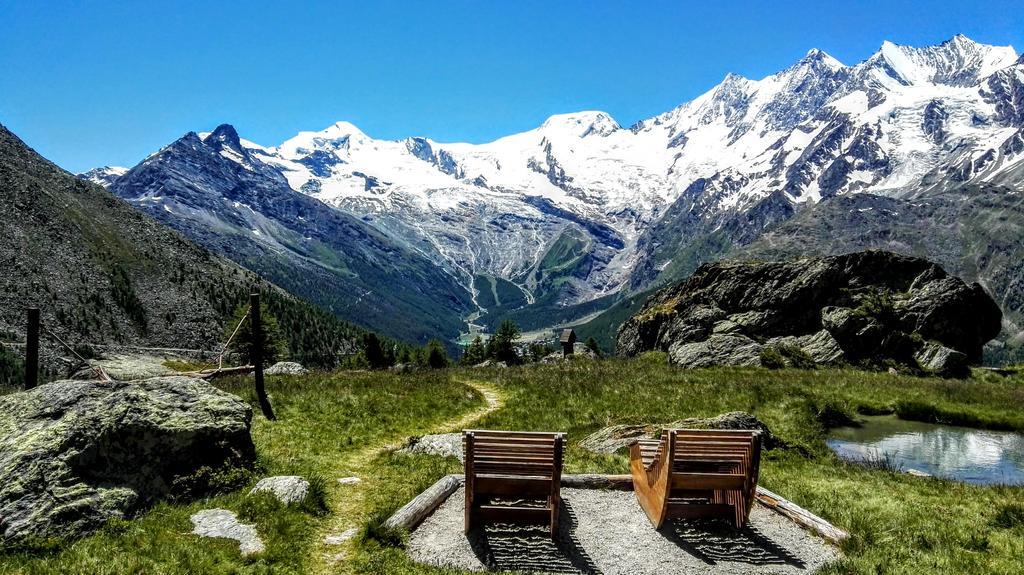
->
[{"left": 311, "top": 377, "right": 503, "bottom": 574}]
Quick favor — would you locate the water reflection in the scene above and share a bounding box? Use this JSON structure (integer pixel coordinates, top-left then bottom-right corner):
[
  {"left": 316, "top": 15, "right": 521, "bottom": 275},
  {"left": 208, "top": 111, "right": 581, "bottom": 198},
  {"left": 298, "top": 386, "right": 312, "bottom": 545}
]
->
[{"left": 827, "top": 415, "right": 1024, "bottom": 485}]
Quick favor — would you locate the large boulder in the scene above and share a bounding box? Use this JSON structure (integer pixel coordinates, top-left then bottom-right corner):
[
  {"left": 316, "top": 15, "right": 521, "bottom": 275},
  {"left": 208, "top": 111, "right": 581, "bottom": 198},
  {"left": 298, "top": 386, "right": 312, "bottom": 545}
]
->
[
  {"left": 265, "top": 361, "right": 308, "bottom": 376},
  {"left": 0, "top": 377, "right": 255, "bottom": 543},
  {"left": 579, "top": 411, "right": 783, "bottom": 454},
  {"left": 617, "top": 251, "right": 1001, "bottom": 374}
]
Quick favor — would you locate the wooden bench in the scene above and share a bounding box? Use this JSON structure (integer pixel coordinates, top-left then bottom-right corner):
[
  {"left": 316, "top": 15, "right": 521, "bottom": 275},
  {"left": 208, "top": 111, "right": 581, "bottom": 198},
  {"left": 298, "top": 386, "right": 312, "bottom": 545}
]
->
[
  {"left": 463, "top": 429, "right": 565, "bottom": 538},
  {"left": 629, "top": 429, "right": 761, "bottom": 529}
]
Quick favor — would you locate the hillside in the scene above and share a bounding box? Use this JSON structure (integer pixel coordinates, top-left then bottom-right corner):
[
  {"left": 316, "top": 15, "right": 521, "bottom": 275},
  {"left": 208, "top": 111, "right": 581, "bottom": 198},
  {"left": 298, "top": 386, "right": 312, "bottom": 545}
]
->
[{"left": 0, "top": 124, "right": 368, "bottom": 371}]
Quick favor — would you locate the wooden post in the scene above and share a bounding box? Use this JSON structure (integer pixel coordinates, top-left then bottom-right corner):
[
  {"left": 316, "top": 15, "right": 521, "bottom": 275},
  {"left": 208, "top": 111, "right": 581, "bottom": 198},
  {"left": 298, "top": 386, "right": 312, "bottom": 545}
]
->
[
  {"left": 25, "top": 308, "right": 39, "bottom": 390},
  {"left": 250, "top": 293, "right": 276, "bottom": 421}
]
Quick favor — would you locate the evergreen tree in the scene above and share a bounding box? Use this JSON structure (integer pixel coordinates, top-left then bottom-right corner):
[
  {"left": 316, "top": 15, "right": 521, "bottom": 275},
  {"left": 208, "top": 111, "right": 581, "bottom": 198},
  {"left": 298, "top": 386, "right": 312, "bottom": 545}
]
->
[
  {"left": 585, "top": 336, "right": 603, "bottom": 358},
  {"left": 425, "top": 340, "right": 450, "bottom": 369},
  {"left": 224, "top": 303, "right": 288, "bottom": 365},
  {"left": 460, "top": 336, "right": 487, "bottom": 366},
  {"left": 362, "top": 332, "right": 389, "bottom": 369},
  {"left": 489, "top": 320, "right": 521, "bottom": 365}
]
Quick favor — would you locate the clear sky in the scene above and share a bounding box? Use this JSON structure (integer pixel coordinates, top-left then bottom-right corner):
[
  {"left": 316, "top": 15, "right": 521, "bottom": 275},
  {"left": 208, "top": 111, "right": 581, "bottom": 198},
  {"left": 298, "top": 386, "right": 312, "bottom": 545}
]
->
[{"left": 2, "top": 0, "right": 1022, "bottom": 173}]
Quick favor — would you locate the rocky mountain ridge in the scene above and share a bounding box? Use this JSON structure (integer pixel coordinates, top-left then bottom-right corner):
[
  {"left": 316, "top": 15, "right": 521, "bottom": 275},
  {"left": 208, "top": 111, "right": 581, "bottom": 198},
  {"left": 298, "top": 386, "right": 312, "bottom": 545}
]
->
[{"left": 93, "top": 35, "right": 1024, "bottom": 349}]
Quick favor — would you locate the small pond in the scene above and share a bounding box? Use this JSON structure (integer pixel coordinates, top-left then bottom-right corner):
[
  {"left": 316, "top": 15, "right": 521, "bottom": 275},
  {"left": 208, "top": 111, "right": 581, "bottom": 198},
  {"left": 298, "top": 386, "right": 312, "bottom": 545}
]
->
[{"left": 827, "top": 415, "right": 1024, "bottom": 485}]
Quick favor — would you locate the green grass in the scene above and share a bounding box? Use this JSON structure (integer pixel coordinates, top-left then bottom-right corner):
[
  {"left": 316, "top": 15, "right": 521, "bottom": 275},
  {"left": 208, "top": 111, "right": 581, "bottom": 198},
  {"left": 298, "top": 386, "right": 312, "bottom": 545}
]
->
[
  {"left": 2, "top": 361, "right": 1024, "bottom": 574},
  {"left": 0, "top": 370, "right": 484, "bottom": 575}
]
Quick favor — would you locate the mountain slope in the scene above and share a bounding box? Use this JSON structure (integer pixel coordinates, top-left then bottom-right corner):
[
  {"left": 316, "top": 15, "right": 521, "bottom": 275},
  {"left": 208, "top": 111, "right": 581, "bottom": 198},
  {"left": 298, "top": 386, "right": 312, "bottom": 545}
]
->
[
  {"left": 95, "top": 35, "right": 1024, "bottom": 348},
  {"left": 108, "top": 125, "right": 473, "bottom": 345},
  {"left": 0, "top": 124, "right": 368, "bottom": 369}
]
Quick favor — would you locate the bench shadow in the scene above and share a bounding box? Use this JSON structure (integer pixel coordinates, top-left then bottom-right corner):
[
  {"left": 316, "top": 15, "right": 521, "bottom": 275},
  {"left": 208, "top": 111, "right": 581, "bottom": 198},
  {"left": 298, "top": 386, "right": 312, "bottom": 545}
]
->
[
  {"left": 467, "top": 500, "right": 601, "bottom": 574},
  {"left": 659, "top": 518, "right": 807, "bottom": 568}
]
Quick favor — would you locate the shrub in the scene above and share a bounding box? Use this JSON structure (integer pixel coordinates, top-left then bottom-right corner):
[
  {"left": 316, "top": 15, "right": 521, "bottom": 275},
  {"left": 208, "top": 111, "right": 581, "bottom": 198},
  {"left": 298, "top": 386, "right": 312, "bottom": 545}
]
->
[
  {"left": 760, "top": 346, "right": 786, "bottom": 369},
  {"left": 778, "top": 344, "right": 817, "bottom": 369},
  {"left": 814, "top": 400, "right": 858, "bottom": 428},
  {"left": 169, "top": 464, "right": 253, "bottom": 501},
  {"left": 298, "top": 473, "right": 330, "bottom": 516}
]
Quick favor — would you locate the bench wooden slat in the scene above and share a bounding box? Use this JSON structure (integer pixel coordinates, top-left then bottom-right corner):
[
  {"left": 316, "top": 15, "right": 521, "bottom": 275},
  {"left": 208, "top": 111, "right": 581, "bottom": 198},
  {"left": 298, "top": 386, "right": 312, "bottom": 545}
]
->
[
  {"left": 478, "top": 505, "right": 551, "bottom": 524},
  {"left": 671, "top": 472, "right": 748, "bottom": 491},
  {"left": 630, "top": 428, "right": 761, "bottom": 530},
  {"left": 474, "top": 476, "right": 553, "bottom": 496},
  {"left": 465, "top": 429, "right": 564, "bottom": 538}
]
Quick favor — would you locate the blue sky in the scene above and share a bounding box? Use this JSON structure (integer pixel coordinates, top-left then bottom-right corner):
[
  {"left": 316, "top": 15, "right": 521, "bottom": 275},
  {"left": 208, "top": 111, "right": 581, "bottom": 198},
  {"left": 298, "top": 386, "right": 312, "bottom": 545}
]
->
[{"left": 2, "top": 0, "right": 1022, "bottom": 173}]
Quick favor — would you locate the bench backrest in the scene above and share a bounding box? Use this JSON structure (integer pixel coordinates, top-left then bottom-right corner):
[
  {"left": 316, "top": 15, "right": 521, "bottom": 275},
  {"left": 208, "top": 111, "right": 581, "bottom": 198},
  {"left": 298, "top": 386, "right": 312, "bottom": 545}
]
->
[
  {"left": 463, "top": 430, "right": 564, "bottom": 480},
  {"left": 666, "top": 428, "right": 761, "bottom": 486}
]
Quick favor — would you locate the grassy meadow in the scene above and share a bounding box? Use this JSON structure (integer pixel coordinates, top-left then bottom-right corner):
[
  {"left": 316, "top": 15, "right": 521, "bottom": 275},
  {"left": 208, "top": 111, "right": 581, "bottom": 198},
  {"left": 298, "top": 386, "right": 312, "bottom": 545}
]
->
[{"left": 2, "top": 358, "right": 1024, "bottom": 574}]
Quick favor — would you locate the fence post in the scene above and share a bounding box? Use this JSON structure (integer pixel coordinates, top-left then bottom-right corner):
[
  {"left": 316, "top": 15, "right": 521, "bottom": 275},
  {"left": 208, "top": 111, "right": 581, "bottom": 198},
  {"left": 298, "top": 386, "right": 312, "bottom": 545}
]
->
[
  {"left": 250, "top": 293, "right": 276, "bottom": 420},
  {"left": 25, "top": 308, "right": 39, "bottom": 390}
]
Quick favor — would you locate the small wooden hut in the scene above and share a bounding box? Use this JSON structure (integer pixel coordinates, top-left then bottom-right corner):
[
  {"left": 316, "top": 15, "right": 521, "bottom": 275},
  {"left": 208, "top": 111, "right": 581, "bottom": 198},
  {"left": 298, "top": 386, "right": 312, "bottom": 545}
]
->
[{"left": 560, "top": 328, "right": 577, "bottom": 357}]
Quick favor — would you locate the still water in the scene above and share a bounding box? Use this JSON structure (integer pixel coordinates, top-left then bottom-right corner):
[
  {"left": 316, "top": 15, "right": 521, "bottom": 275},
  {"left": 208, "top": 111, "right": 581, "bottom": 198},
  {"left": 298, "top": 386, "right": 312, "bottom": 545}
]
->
[{"left": 827, "top": 415, "right": 1024, "bottom": 485}]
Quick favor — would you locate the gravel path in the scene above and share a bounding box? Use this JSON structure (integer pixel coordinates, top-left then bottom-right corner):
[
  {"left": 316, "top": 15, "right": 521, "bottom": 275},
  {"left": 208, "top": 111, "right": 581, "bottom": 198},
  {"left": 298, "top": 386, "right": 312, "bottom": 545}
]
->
[{"left": 408, "top": 487, "right": 839, "bottom": 574}]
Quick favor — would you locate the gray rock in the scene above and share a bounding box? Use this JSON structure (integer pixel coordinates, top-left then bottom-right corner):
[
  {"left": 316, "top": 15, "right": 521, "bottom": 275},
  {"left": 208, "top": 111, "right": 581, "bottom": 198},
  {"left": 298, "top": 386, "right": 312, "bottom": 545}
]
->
[
  {"left": 399, "top": 433, "right": 463, "bottom": 461},
  {"left": 668, "top": 334, "right": 763, "bottom": 368},
  {"left": 264, "top": 361, "right": 308, "bottom": 376},
  {"left": 0, "top": 377, "right": 255, "bottom": 543},
  {"left": 540, "top": 343, "right": 599, "bottom": 364},
  {"left": 765, "top": 330, "right": 845, "bottom": 364},
  {"left": 72, "top": 354, "right": 177, "bottom": 381},
  {"left": 914, "top": 341, "right": 969, "bottom": 378},
  {"left": 579, "top": 411, "right": 782, "bottom": 454},
  {"left": 190, "top": 509, "right": 264, "bottom": 555},
  {"left": 390, "top": 362, "right": 421, "bottom": 374},
  {"left": 473, "top": 360, "right": 507, "bottom": 368},
  {"left": 675, "top": 411, "right": 782, "bottom": 449},
  {"left": 250, "top": 476, "right": 309, "bottom": 505},
  {"left": 618, "top": 251, "right": 1001, "bottom": 375}
]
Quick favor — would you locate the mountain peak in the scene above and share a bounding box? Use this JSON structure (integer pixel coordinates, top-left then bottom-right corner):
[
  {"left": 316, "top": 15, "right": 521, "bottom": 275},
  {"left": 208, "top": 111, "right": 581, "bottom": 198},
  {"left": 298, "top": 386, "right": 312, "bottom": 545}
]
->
[
  {"left": 872, "top": 35, "right": 1018, "bottom": 86},
  {"left": 541, "top": 111, "right": 620, "bottom": 137},
  {"left": 322, "top": 121, "right": 366, "bottom": 138},
  {"left": 800, "top": 48, "right": 844, "bottom": 69},
  {"left": 204, "top": 123, "right": 242, "bottom": 148}
]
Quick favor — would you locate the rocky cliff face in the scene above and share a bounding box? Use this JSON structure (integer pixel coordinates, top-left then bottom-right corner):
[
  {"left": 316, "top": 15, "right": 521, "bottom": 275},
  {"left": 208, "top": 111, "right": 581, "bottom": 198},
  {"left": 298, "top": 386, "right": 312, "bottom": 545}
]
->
[{"left": 616, "top": 251, "right": 1001, "bottom": 376}]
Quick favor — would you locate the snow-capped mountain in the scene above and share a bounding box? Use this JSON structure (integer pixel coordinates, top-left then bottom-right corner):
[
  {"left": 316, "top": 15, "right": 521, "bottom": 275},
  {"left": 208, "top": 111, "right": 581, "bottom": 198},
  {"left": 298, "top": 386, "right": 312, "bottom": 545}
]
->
[
  {"left": 104, "top": 34, "right": 1024, "bottom": 342},
  {"left": 107, "top": 125, "right": 474, "bottom": 346},
  {"left": 78, "top": 165, "right": 127, "bottom": 187}
]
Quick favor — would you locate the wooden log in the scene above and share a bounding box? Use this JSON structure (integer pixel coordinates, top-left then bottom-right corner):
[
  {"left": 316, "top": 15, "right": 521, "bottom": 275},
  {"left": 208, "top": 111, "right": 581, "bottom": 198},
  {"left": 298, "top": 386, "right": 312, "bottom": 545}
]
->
[
  {"left": 192, "top": 365, "right": 256, "bottom": 380},
  {"left": 560, "top": 474, "right": 633, "bottom": 490},
  {"left": 385, "top": 474, "right": 463, "bottom": 532},
  {"left": 754, "top": 486, "right": 849, "bottom": 545}
]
